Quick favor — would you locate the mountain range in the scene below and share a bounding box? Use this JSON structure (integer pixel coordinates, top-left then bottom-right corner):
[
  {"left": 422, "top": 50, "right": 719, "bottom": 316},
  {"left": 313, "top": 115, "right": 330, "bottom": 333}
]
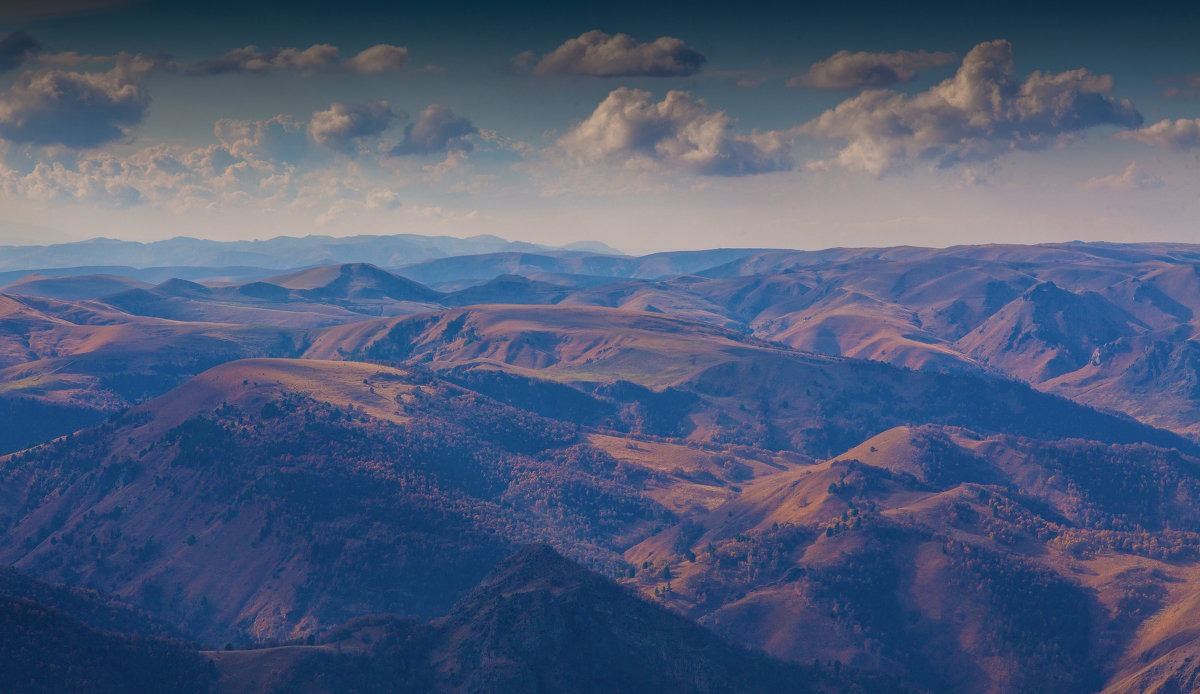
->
[
  {"left": 4, "top": 237, "right": 1200, "bottom": 692},
  {"left": 0, "top": 235, "right": 625, "bottom": 273}
]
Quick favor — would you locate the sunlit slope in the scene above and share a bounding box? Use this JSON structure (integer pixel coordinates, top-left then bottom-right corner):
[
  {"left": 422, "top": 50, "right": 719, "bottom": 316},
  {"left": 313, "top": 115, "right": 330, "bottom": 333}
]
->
[
  {"left": 622, "top": 422, "right": 1200, "bottom": 693},
  {"left": 307, "top": 304, "right": 1194, "bottom": 456}
]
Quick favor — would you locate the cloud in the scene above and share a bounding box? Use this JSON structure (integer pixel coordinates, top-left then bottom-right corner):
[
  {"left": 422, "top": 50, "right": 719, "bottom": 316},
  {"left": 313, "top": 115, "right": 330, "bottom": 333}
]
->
[
  {"left": 530, "top": 31, "right": 706, "bottom": 78},
  {"left": 1084, "top": 162, "right": 1164, "bottom": 190},
  {"left": 391, "top": 104, "right": 476, "bottom": 155},
  {"left": 187, "top": 44, "right": 339, "bottom": 75},
  {"left": 344, "top": 45, "right": 409, "bottom": 74},
  {"left": 0, "top": 31, "right": 44, "bottom": 72},
  {"left": 187, "top": 44, "right": 409, "bottom": 76},
  {"left": 556, "top": 87, "right": 790, "bottom": 176},
  {"left": 798, "top": 40, "right": 1143, "bottom": 176},
  {"left": 365, "top": 189, "right": 402, "bottom": 209},
  {"left": 1, "top": 119, "right": 312, "bottom": 209},
  {"left": 0, "top": 31, "right": 114, "bottom": 72},
  {"left": 308, "top": 101, "right": 401, "bottom": 152},
  {"left": 0, "top": 101, "right": 483, "bottom": 212},
  {"left": 1116, "top": 118, "right": 1200, "bottom": 151},
  {"left": 788, "top": 49, "right": 956, "bottom": 89},
  {"left": 0, "top": 139, "right": 303, "bottom": 209},
  {"left": 0, "top": 52, "right": 166, "bottom": 147},
  {"left": 214, "top": 115, "right": 308, "bottom": 162}
]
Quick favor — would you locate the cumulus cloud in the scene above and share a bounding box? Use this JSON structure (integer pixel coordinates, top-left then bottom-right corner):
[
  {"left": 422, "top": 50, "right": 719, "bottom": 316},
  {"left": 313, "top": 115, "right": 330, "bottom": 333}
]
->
[
  {"left": 0, "top": 52, "right": 166, "bottom": 147},
  {"left": 1084, "top": 162, "right": 1164, "bottom": 190},
  {"left": 1116, "top": 118, "right": 1200, "bottom": 151},
  {"left": 556, "top": 87, "right": 790, "bottom": 176},
  {"left": 343, "top": 44, "right": 409, "bottom": 73},
  {"left": 391, "top": 104, "right": 476, "bottom": 155},
  {"left": 187, "top": 43, "right": 408, "bottom": 76},
  {"left": 530, "top": 31, "right": 706, "bottom": 77},
  {"left": 308, "top": 101, "right": 400, "bottom": 152},
  {"left": 798, "top": 40, "right": 1143, "bottom": 176},
  {"left": 0, "top": 31, "right": 43, "bottom": 72},
  {"left": 788, "top": 49, "right": 956, "bottom": 89}
]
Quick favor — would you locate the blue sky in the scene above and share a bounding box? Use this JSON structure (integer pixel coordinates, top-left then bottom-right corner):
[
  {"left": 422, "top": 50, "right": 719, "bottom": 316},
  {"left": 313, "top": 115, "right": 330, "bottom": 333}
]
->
[{"left": 0, "top": 0, "right": 1197, "bottom": 252}]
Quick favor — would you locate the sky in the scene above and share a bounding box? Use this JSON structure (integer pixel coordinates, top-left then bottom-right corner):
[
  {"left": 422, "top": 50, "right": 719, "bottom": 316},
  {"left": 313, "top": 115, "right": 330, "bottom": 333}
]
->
[{"left": 0, "top": 0, "right": 1197, "bottom": 253}]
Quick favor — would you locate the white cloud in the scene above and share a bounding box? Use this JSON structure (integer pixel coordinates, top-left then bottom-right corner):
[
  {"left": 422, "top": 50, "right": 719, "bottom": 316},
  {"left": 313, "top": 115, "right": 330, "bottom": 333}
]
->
[
  {"left": 787, "top": 49, "right": 956, "bottom": 89},
  {"left": 798, "top": 40, "right": 1143, "bottom": 175},
  {"left": 1084, "top": 162, "right": 1164, "bottom": 190},
  {"left": 344, "top": 45, "right": 409, "bottom": 74},
  {"left": 557, "top": 87, "right": 790, "bottom": 176},
  {"left": 308, "top": 101, "right": 400, "bottom": 152},
  {"left": 1116, "top": 118, "right": 1200, "bottom": 151},
  {"left": 530, "top": 31, "right": 706, "bottom": 77}
]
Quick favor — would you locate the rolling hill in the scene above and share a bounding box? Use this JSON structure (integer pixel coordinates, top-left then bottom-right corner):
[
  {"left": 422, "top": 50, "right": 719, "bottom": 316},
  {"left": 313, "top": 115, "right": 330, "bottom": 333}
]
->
[
  {"left": 305, "top": 304, "right": 1194, "bottom": 456},
  {"left": 0, "top": 274, "right": 152, "bottom": 300},
  {"left": 0, "top": 358, "right": 687, "bottom": 644},
  {"left": 7, "top": 241, "right": 1200, "bottom": 692}
]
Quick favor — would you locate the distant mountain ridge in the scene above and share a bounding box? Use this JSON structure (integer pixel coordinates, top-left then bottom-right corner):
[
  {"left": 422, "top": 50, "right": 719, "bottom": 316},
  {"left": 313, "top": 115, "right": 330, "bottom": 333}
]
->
[{"left": 0, "top": 234, "right": 627, "bottom": 272}]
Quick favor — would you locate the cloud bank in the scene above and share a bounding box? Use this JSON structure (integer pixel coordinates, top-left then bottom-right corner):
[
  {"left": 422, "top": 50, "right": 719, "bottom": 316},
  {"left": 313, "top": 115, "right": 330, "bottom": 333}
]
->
[
  {"left": 531, "top": 31, "right": 706, "bottom": 77},
  {"left": 799, "top": 40, "right": 1143, "bottom": 175},
  {"left": 187, "top": 44, "right": 408, "bottom": 76},
  {"left": 0, "top": 100, "right": 482, "bottom": 209}
]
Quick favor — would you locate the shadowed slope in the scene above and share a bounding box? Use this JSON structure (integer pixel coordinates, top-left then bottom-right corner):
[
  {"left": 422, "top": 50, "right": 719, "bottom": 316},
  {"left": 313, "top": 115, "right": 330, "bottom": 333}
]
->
[{"left": 218, "top": 545, "right": 901, "bottom": 694}]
